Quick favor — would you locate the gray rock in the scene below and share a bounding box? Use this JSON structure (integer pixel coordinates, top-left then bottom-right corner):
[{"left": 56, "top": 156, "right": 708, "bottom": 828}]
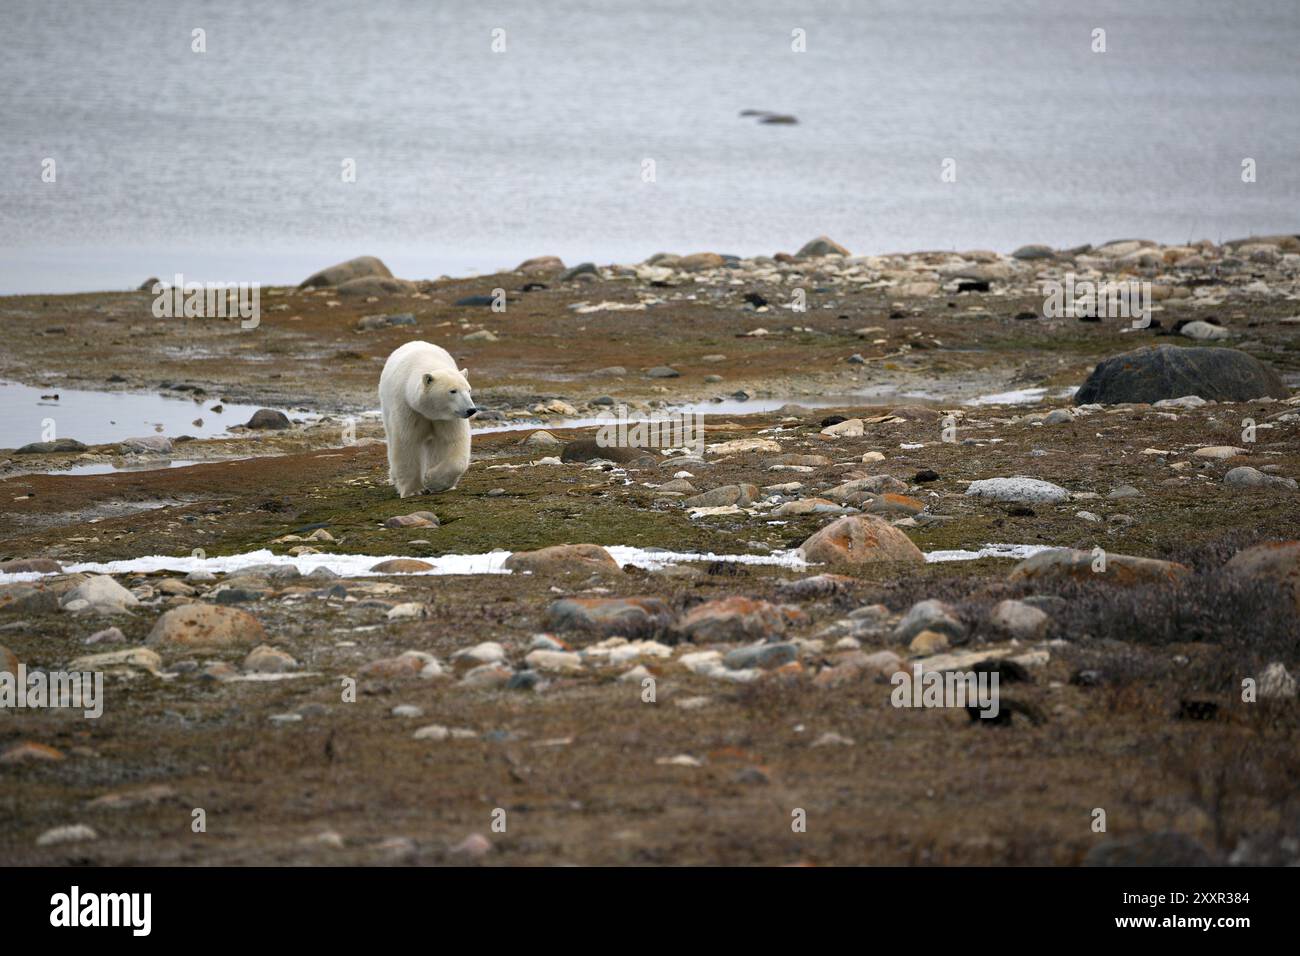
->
[
  {"left": 723, "top": 643, "right": 798, "bottom": 670},
  {"left": 15, "top": 439, "right": 87, "bottom": 455},
  {"left": 1074, "top": 345, "right": 1287, "bottom": 405},
  {"left": 1179, "top": 320, "right": 1230, "bottom": 341},
  {"left": 989, "top": 599, "right": 1050, "bottom": 641},
  {"left": 1011, "top": 244, "right": 1055, "bottom": 260},
  {"left": 60, "top": 576, "right": 139, "bottom": 615},
  {"left": 1224, "top": 466, "right": 1296, "bottom": 490},
  {"left": 966, "top": 477, "right": 1070, "bottom": 505},
  {"left": 893, "top": 599, "right": 965, "bottom": 643},
  {"left": 245, "top": 408, "right": 292, "bottom": 430},
  {"left": 298, "top": 255, "right": 393, "bottom": 290}
]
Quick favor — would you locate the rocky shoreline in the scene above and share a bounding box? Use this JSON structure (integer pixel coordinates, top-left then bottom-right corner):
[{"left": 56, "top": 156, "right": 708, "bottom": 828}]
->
[{"left": 1, "top": 236, "right": 1298, "bottom": 866}]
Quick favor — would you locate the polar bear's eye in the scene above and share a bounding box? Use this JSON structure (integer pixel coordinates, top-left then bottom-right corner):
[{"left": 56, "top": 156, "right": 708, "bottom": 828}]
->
[{"left": 450, "top": 388, "right": 458, "bottom": 394}]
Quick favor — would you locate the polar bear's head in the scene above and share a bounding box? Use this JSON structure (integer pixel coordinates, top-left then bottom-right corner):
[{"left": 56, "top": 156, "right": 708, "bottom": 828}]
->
[{"left": 411, "top": 366, "right": 477, "bottom": 421}]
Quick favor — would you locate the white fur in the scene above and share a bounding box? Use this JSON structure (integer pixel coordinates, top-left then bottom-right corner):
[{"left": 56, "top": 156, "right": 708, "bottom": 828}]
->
[{"left": 379, "top": 341, "right": 476, "bottom": 497}]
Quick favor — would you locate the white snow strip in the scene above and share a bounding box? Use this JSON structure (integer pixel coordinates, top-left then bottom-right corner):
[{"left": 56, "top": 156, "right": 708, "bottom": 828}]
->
[
  {"left": 923, "top": 543, "right": 1057, "bottom": 563},
  {"left": 0, "top": 543, "right": 1053, "bottom": 583}
]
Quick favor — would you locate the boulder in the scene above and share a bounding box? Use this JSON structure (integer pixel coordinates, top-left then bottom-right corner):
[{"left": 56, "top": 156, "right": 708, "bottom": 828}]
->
[
  {"left": 245, "top": 408, "right": 291, "bottom": 430},
  {"left": 298, "top": 256, "right": 393, "bottom": 290},
  {"left": 147, "top": 604, "right": 268, "bottom": 650},
  {"left": 674, "top": 597, "right": 797, "bottom": 643},
  {"left": 544, "top": 597, "right": 672, "bottom": 638},
  {"left": 60, "top": 576, "right": 139, "bottom": 614},
  {"left": 1222, "top": 541, "right": 1300, "bottom": 611},
  {"left": 335, "top": 276, "right": 417, "bottom": 297},
  {"left": 796, "top": 236, "right": 850, "bottom": 258},
  {"left": 1008, "top": 548, "right": 1189, "bottom": 586},
  {"left": 516, "top": 255, "right": 565, "bottom": 274},
  {"left": 797, "top": 516, "right": 925, "bottom": 565},
  {"left": 504, "top": 544, "right": 621, "bottom": 576},
  {"left": 1073, "top": 345, "right": 1287, "bottom": 405},
  {"left": 966, "top": 477, "right": 1069, "bottom": 505}
]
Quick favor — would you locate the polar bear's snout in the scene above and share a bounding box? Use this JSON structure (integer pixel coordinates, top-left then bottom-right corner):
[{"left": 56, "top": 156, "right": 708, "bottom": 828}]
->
[{"left": 462, "top": 406, "right": 479, "bottom": 419}]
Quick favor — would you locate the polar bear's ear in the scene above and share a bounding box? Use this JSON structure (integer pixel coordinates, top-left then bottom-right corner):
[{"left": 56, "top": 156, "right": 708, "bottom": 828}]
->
[
  {"left": 422, "top": 373, "right": 434, "bottom": 387},
  {"left": 459, "top": 367, "right": 469, "bottom": 378}
]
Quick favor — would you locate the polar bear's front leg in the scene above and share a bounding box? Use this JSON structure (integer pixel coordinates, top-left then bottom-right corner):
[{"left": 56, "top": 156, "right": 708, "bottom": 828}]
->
[
  {"left": 385, "top": 410, "right": 427, "bottom": 499},
  {"left": 420, "top": 419, "right": 471, "bottom": 493}
]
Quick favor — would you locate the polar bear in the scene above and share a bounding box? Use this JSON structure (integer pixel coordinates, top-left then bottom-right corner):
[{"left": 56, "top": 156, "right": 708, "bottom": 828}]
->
[{"left": 379, "top": 341, "right": 478, "bottom": 497}]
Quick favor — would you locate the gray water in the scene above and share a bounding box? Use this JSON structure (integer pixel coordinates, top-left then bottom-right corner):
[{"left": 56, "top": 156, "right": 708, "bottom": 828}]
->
[
  {"left": 3, "top": 0, "right": 1297, "bottom": 294},
  {"left": 0, "top": 379, "right": 272, "bottom": 447}
]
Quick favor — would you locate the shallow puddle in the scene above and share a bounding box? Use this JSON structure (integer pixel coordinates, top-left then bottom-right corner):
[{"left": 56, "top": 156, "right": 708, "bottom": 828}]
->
[{"left": 0, "top": 379, "right": 294, "bottom": 448}]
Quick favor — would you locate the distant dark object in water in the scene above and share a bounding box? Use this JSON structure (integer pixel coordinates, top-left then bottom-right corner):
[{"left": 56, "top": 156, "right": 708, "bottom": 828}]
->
[
  {"left": 820, "top": 415, "right": 848, "bottom": 428},
  {"left": 956, "top": 280, "right": 990, "bottom": 293},
  {"left": 739, "top": 110, "right": 798, "bottom": 125},
  {"left": 914, "top": 469, "right": 941, "bottom": 483}
]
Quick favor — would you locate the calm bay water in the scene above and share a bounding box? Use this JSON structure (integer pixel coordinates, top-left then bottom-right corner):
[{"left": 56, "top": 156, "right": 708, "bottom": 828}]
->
[{"left": 2, "top": 0, "right": 1297, "bottom": 293}]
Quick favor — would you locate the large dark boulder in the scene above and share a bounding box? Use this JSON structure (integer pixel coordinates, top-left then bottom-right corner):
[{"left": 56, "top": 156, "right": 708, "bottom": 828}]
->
[{"left": 1074, "top": 345, "right": 1288, "bottom": 405}]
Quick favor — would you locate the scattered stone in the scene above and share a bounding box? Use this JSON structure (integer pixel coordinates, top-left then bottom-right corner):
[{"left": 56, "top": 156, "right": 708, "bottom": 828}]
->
[
  {"left": 1, "top": 741, "right": 65, "bottom": 763},
  {"left": 1179, "top": 320, "right": 1230, "bottom": 341},
  {"left": 545, "top": 596, "right": 672, "bottom": 637},
  {"left": 1258, "top": 662, "right": 1297, "bottom": 699},
  {"left": 524, "top": 649, "right": 584, "bottom": 673},
  {"left": 966, "top": 477, "right": 1070, "bottom": 505},
  {"left": 675, "top": 597, "right": 796, "bottom": 643},
  {"left": 1224, "top": 466, "right": 1296, "bottom": 490},
  {"left": 797, "top": 515, "right": 925, "bottom": 565},
  {"left": 1008, "top": 548, "right": 1190, "bottom": 586},
  {"left": 894, "top": 599, "right": 966, "bottom": 643},
  {"left": 36, "top": 824, "right": 98, "bottom": 846},
  {"left": 505, "top": 543, "right": 621, "bottom": 576},
  {"left": 147, "top": 604, "right": 268, "bottom": 650},
  {"left": 384, "top": 511, "right": 439, "bottom": 529},
  {"left": 386, "top": 602, "right": 429, "bottom": 620},
  {"left": 58, "top": 575, "right": 139, "bottom": 615},
  {"left": 989, "top": 599, "right": 1050, "bottom": 641},
  {"left": 683, "top": 484, "right": 760, "bottom": 508},
  {"left": 1194, "top": 446, "right": 1247, "bottom": 459},
  {"left": 908, "top": 630, "right": 949, "bottom": 655},
  {"left": 15, "top": 439, "right": 87, "bottom": 455},
  {"left": 361, "top": 650, "right": 442, "bottom": 680},
  {"left": 0, "top": 558, "right": 62, "bottom": 574},
  {"left": 369, "top": 559, "right": 434, "bottom": 573},
  {"left": 821, "top": 418, "right": 864, "bottom": 437},
  {"left": 561, "top": 438, "right": 657, "bottom": 465},
  {"left": 243, "top": 645, "right": 298, "bottom": 673}
]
